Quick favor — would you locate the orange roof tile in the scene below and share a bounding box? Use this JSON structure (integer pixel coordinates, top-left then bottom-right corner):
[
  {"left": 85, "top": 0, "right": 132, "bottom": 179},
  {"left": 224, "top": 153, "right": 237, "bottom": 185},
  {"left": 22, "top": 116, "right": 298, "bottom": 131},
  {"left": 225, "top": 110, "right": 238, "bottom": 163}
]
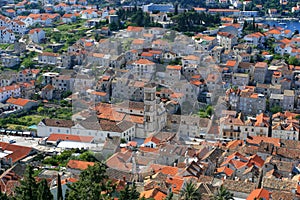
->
[
  {"left": 134, "top": 59, "right": 155, "bottom": 65},
  {"left": 150, "top": 164, "right": 179, "bottom": 176},
  {"left": 47, "top": 133, "right": 94, "bottom": 143},
  {"left": 144, "top": 136, "right": 161, "bottom": 145},
  {"left": 246, "top": 136, "right": 280, "bottom": 147},
  {"left": 6, "top": 97, "right": 36, "bottom": 107},
  {"left": 165, "top": 176, "right": 184, "bottom": 194},
  {"left": 167, "top": 65, "right": 181, "bottom": 70},
  {"left": 226, "top": 60, "right": 236, "bottom": 67},
  {"left": 247, "top": 188, "right": 270, "bottom": 200},
  {"left": 127, "top": 26, "right": 143, "bottom": 32},
  {"left": 67, "top": 160, "right": 95, "bottom": 170},
  {"left": 139, "top": 147, "right": 159, "bottom": 153},
  {"left": 216, "top": 166, "right": 234, "bottom": 176}
]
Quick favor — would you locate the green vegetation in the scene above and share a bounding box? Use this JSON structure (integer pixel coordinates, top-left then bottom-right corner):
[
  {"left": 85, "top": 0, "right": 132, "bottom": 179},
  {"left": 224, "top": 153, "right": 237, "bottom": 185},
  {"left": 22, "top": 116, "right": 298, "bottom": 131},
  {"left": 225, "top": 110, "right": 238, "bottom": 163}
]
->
[
  {"left": 288, "top": 56, "right": 300, "bottom": 66},
  {"left": 21, "top": 51, "right": 38, "bottom": 68},
  {"left": 270, "top": 105, "right": 282, "bottom": 114},
  {"left": 211, "top": 185, "right": 234, "bottom": 200},
  {"left": 65, "top": 162, "right": 119, "bottom": 200},
  {"left": 117, "top": 7, "right": 162, "bottom": 29},
  {"left": 198, "top": 105, "right": 213, "bottom": 118},
  {"left": 36, "top": 106, "right": 72, "bottom": 120},
  {"left": 0, "top": 114, "right": 43, "bottom": 128},
  {"left": 171, "top": 11, "right": 220, "bottom": 33},
  {"left": 120, "top": 183, "right": 140, "bottom": 200},
  {"left": 0, "top": 44, "right": 11, "bottom": 50},
  {"left": 180, "top": 181, "right": 200, "bottom": 200},
  {"left": 15, "top": 165, "right": 53, "bottom": 200},
  {"left": 43, "top": 150, "right": 98, "bottom": 167}
]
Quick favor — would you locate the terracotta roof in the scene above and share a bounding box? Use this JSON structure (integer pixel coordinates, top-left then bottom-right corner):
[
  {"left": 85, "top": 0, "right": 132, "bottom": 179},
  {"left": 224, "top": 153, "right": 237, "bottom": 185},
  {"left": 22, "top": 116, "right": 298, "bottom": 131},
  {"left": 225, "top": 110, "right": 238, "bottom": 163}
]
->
[
  {"left": 144, "top": 136, "right": 161, "bottom": 145},
  {"left": 6, "top": 97, "right": 36, "bottom": 107},
  {"left": 246, "top": 136, "right": 280, "bottom": 147},
  {"left": 151, "top": 164, "right": 179, "bottom": 176},
  {"left": 132, "top": 39, "right": 145, "bottom": 45},
  {"left": 47, "top": 133, "right": 94, "bottom": 143},
  {"left": 165, "top": 176, "right": 184, "bottom": 194},
  {"left": 42, "top": 84, "right": 54, "bottom": 91},
  {"left": 0, "top": 142, "right": 33, "bottom": 163},
  {"left": 139, "top": 147, "right": 159, "bottom": 153},
  {"left": 141, "top": 52, "right": 153, "bottom": 57},
  {"left": 255, "top": 62, "right": 268, "bottom": 68},
  {"left": 41, "top": 52, "right": 59, "bottom": 57},
  {"left": 67, "top": 160, "right": 95, "bottom": 170},
  {"left": 0, "top": 85, "right": 20, "bottom": 93},
  {"left": 247, "top": 188, "right": 270, "bottom": 200},
  {"left": 226, "top": 60, "right": 236, "bottom": 67},
  {"left": 140, "top": 188, "right": 167, "bottom": 200},
  {"left": 134, "top": 59, "right": 155, "bottom": 65},
  {"left": 127, "top": 26, "right": 143, "bottom": 32},
  {"left": 216, "top": 166, "right": 234, "bottom": 176},
  {"left": 41, "top": 119, "right": 74, "bottom": 128},
  {"left": 183, "top": 55, "right": 199, "bottom": 61},
  {"left": 166, "top": 65, "right": 181, "bottom": 70},
  {"left": 29, "top": 28, "right": 43, "bottom": 34}
]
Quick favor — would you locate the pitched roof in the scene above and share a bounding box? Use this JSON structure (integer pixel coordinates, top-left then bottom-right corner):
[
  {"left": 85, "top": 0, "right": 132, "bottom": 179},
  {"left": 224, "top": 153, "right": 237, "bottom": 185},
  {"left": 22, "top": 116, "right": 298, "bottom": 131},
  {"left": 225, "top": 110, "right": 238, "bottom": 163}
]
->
[
  {"left": 165, "top": 176, "right": 184, "bottom": 194},
  {"left": 246, "top": 136, "right": 280, "bottom": 147},
  {"left": 127, "top": 26, "right": 143, "bottom": 32},
  {"left": 41, "top": 119, "right": 74, "bottom": 128},
  {"left": 140, "top": 188, "right": 167, "bottom": 200},
  {"left": 144, "top": 136, "right": 161, "bottom": 145},
  {"left": 47, "top": 133, "right": 94, "bottom": 143},
  {"left": 216, "top": 166, "right": 234, "bottom": 176},
  {"left": 67, "top": 160, "right": 95, "bottom": 170},
  {"left": 247, "top": 188, "right": 270, "bottom": 200},
  {"left": 150, "top": 164, "right": 179, "bottom": 176},
  {"left": 0, "top": 142, "right": 33, "bottom": 163},
  {"left": 134, "top": 59, "right": 155, "bottom": 65},
  {"left": 6, "top": 97, "right": 36, "bottom": 107}
]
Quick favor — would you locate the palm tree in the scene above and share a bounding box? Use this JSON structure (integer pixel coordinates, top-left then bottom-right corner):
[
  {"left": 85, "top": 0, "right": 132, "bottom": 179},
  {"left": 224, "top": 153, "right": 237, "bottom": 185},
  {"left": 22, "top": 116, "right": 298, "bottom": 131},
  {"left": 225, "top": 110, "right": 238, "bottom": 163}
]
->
[
  {"left": 180, "top": 181, "right": 201, "bottom": 200},
  {"left": 211, "top": 185, "right": 234, "bottom": 200}
]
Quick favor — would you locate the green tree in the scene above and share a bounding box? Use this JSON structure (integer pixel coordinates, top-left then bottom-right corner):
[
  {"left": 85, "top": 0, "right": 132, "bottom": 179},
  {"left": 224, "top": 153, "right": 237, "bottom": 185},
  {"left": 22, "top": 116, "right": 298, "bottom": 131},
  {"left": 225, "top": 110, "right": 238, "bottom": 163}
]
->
[
  {"left": 165, "top": 192, "right": 174, "bottom": 200},
  {"left": 0, "top": 192, "right": 10, "bottom": 200},
  {"left": 270, "top": 105, "right": 282, "bottom": 114},
  {"left": 288, "top": 56, "right": 300, "bottom": 65},
  {"left": 66, "top": 162, "right": 109, "bottom": 200},
  {"left": 37, "top": 179, "right": 53, "bottom": 200},
  {"left": 180, "top": 181, "right": 200, "bottom": 200},
  {"left": 211, "top": 185, "right": 234, "bottom": 200},
  {"left": 78, "top": 151, "right": 97, "bottom": 162},
  {"left": 57, "top": 174, "right": 63, "bottom": 200},
  {"left": 15, "top": 165, "right": 38, "bottom": 200},
  {"left": 119, "top": 183, "right": 140, "bottom": 200}
]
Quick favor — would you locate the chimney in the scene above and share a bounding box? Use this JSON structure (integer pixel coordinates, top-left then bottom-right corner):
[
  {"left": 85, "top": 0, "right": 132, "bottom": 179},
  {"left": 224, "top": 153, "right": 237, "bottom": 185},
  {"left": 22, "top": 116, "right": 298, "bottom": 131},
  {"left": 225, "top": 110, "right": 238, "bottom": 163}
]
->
[{"left": 123, "top": 176, "right": 126, "bottom": 182}]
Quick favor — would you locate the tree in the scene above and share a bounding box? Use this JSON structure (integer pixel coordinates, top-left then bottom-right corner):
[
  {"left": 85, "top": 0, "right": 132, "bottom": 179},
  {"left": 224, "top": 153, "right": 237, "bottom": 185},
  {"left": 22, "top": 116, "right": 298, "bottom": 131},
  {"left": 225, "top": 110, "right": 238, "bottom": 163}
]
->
[
  {"left": 165, "top": 192, "right": 174, "bottom": 200},
  {"left": 119, "top": 183, "right": 140, "bottom": 200},
  {"left": 15, "top": 165, "right": 39, "bottom": 200},
  {"left": 270, "top": 105, "right": 282, "bottom": 114},
  {"left": 180, "top": 181, "right": 200, "bottom": 200},
  {"left": 37, "top": 179, "right": 53, "bottom": 200},
  {"left": 211, "top": 185, "right": 234, "bottom": 200},
  {"left": 78, "top": 151, "right": 97, "bottom": 162},
  {"left": 0, "top": 192, "right": 10, "bottom": 200},
  {"left": 66, "top": 162, "right": 109, "bottom": 200},
  {"left": 57, "top": 174, "right": 63, "bottom": 200},
  {"left": 288, "top": 56, "right": 300, "bottom": 65}
]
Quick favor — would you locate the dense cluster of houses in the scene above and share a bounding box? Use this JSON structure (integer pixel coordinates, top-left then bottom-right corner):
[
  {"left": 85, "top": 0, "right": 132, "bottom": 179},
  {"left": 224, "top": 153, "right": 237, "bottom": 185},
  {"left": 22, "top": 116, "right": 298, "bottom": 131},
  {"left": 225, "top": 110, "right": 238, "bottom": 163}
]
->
[{"left": 0, "top": 0, "right": 300, "bottom": 198}]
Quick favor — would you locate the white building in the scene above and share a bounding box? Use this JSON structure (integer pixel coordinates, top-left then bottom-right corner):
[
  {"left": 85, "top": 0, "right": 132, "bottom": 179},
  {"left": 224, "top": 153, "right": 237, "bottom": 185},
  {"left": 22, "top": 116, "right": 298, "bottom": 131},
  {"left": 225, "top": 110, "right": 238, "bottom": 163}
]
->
[
  {"left": 29, "top": 28, "right": 45, "bottom": 43},
  {"left": 0, "top": 85, "right": 20, "bottom": 102}
]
